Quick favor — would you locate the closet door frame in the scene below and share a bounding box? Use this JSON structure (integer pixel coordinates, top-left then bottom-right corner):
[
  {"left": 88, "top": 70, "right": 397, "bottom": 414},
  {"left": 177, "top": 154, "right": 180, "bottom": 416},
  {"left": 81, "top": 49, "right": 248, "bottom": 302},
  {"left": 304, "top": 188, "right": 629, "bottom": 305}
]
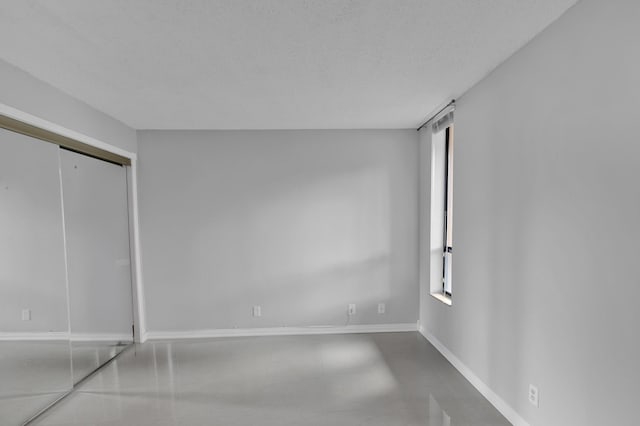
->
[{"left": 0, "top": 104, "right": 147, "bottom": 343}]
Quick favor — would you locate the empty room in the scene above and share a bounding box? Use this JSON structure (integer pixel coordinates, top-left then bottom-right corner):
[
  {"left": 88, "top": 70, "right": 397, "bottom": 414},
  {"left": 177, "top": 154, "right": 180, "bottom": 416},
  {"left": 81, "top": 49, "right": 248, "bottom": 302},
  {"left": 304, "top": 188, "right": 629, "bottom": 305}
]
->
[{"left": 0, "top": 0, "right": 638, "bottom": 425}]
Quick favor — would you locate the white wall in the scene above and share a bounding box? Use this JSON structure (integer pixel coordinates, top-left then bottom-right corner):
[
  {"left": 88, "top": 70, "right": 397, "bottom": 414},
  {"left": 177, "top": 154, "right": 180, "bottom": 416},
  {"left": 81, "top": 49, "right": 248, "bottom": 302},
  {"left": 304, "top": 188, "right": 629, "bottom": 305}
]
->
[
  {"left": 138, "top": 130, "right": 419, "bottom": 332},
  {"left": 419, "top": 0, "right": 640, "bottom": 425},
  {"left": 0, "top": 59, "right": 137, "bottom": 153}
]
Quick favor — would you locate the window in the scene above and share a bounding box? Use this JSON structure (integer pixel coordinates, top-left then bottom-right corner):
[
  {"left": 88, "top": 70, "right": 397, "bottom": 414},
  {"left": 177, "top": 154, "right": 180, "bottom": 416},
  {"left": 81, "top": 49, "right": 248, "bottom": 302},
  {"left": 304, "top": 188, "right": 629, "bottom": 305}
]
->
[
  {"left": 429, "top": 109, "right": 454, "bottom": 305},
  {"left": 442, "top": 125, "right": 454, "bottom": 296}
]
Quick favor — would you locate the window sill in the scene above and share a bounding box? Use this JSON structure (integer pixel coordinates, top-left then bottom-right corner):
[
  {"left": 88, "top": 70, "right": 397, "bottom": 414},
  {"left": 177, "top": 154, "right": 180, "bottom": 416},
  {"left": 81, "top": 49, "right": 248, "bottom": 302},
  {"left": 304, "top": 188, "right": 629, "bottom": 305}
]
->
[{"left": 430, "top": 292, "right": 452, "bottom": 306}]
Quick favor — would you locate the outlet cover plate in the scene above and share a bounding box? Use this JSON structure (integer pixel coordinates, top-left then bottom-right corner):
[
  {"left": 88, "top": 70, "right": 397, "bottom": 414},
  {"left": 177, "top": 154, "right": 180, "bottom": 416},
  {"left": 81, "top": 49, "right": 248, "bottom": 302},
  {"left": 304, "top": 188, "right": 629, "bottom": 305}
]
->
[{"left": 529, "top": 384, "right": 539, "bottom": 407}]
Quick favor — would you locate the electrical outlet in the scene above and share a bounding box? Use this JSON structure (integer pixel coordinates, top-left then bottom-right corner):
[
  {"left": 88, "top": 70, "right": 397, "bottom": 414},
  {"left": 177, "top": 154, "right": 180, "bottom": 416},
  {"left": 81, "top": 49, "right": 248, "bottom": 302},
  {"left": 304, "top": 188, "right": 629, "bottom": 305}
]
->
[
  {"left": 252, "top": 305, "right": 261, "bottom": 317},
  {"left": 348, "top": 304, "right": 356, "bottom": 316},
  {"left": 378, "top": 303, "right": 386, "bottom": 314},
  {"left": 21, "top": 309, "right": 31, "bottom": 321},
  {"left": 528, "top": 384, "right": 539, "bottom": 407}
]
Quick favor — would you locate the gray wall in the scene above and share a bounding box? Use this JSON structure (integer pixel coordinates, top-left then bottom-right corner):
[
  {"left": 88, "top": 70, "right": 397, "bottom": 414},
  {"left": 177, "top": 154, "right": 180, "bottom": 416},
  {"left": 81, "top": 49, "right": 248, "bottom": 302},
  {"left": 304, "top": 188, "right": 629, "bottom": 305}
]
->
[
  {"left": 138, "top": 130, "right": 419, "bottom": 331},
  {"left": 0, "top": 59, "right": 136, "bottom": 153},
  {"left": 419, "top": 0, "right": 640, "bottom": 425}
]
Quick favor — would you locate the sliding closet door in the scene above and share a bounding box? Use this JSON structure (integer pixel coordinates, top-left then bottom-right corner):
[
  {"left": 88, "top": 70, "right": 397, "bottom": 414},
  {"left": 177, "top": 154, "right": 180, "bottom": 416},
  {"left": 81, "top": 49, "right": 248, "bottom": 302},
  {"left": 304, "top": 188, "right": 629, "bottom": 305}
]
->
[
  {"left": 59, "top": 149, "right": 133, "bottom": 383},
  {"left": 0, "top": 129, "right": 72, "bottom": 424}
]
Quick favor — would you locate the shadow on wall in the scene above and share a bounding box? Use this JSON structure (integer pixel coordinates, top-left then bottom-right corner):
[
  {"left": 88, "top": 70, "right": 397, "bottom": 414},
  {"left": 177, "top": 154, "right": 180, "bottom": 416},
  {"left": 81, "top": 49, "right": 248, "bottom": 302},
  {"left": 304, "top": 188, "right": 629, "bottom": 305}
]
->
[{"left": 189, "top": 166, "right": 393, "bottom": 326}]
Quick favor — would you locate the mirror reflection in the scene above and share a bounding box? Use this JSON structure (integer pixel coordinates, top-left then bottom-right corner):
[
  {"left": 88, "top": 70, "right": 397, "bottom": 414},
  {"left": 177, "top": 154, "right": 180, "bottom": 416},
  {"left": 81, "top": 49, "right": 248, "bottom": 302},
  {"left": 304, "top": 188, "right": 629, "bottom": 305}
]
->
[
  {"left": 60, "top": 149, "right": 134, "bottom": 383},
  {"left": 1, "top": 129, "right": 135, "bottom": 425}
]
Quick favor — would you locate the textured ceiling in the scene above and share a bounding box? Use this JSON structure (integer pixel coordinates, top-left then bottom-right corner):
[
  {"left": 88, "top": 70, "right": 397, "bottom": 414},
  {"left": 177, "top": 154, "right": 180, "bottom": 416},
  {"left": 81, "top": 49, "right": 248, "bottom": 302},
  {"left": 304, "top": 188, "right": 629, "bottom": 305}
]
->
[{"left": 0, "top": 0, "right": 577, "bottom": 130}]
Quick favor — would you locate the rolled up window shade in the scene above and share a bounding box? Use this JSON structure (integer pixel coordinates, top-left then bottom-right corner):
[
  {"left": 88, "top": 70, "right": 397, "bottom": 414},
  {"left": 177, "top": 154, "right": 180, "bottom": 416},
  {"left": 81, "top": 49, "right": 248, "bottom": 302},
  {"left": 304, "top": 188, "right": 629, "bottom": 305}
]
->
[{"left": 432, "top": 109, "right": 454, "bottom": 134}]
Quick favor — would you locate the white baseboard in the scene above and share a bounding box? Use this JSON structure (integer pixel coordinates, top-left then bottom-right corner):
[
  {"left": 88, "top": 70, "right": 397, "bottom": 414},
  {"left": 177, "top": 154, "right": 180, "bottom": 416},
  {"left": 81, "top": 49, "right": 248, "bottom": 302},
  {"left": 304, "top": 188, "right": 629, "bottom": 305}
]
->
[
  {"left": 146, "top": 323, "right": 417, "bottom": 340},
  {"left": 419, "top": 327, "right": 529, "bottom": 426},
  {"left": 70, "top": 333, "right": 133, "bottom": 342},
  {"left": 0, "top": 332, "right": 69, "bottom": 341},
  {"left": 0, "top": 332, "right": 133, "bottom": 342}
]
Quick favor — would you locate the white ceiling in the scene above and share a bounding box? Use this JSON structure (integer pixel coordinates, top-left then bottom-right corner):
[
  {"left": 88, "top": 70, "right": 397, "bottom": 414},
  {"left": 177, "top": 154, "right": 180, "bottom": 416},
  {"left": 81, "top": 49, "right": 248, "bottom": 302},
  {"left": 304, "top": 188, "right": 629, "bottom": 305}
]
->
[{"left": 0, "top": 0, "right": 577, "bottom": 130}]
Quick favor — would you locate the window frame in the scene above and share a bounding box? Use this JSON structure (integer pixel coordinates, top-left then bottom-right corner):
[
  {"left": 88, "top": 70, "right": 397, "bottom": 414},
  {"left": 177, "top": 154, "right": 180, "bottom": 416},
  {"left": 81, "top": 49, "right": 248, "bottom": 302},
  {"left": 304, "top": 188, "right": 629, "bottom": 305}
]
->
[{"left": 429, "top": 117, "right": 454, "bottom": 306}]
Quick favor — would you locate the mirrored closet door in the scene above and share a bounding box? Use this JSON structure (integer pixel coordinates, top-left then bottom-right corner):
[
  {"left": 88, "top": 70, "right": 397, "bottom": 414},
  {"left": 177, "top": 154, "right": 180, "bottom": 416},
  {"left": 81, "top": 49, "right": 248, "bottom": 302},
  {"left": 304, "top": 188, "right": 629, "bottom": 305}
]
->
[
  {"left": 0, "top": 125, "right": 135, "bottom": 425},
  {"left": 60, "top": 149, "right": 134, "bottom": 384},
  {"left": 0, "top": 129, "right": 73, "bottom": 426}
]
